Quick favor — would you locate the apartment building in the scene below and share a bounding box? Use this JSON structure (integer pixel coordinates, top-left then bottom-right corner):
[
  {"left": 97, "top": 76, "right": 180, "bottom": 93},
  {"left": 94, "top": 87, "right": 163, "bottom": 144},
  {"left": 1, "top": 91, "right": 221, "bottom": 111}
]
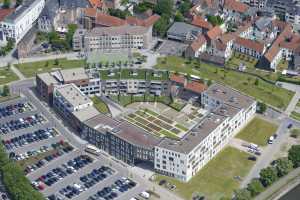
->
[
  {"left": 36, "top": 68, "right": 101, "bottom": 104},
  {"left": 0, "top": 0, "right": 45, "bottom": 44},
  {"left": 73, "top": 25, "right": 152, "bottom": 52},
  {"left": 37, "top": 72, "right": 256, "bottom": 183},
  {"left": 100, "top": 69, "right": 170, "bottom": 96},
  {"left": 241, "top": 0, "right": 267, "bottom": 8},
  {"left": 81, "top": 115, "right": 161, "bottom": 165},
  {"left": 266, "top": 0, "right": 300, "bottom": 30},
  {"left": 155, "top": 83, "right": 256, "bottom": 182},
  {"left": 53, "top": 84, "right": 100, "bottom": 131},
  {"left": 234, "top": 37, "right": 266, "bottom": 58}
]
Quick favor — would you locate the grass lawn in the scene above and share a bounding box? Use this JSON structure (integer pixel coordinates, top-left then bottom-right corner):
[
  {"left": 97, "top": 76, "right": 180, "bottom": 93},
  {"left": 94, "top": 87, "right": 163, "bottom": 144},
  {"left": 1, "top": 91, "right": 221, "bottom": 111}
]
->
[
  {"left": 236, "top": 117, "right": 278, "bottom": 146},
  {"left": 155, "top": 147, "right": 255, "bottom": 200},
  {"left": 91, "top": 96, "right": 110, "bottom": 114},
  {"left": 15, "top": 59, "right": 85, "bottom": 78},
  {"left": 0, "top": 67, "right": 19, "bottom": 85},
  {"left": 291, "top": 111, "right": 300, "bottom": 121},
  {"left": 0, "top": 95, "right": 19, "bottom": 103},
  {"left": 155, "top": 56, "right": 294, "bottom": 110}
]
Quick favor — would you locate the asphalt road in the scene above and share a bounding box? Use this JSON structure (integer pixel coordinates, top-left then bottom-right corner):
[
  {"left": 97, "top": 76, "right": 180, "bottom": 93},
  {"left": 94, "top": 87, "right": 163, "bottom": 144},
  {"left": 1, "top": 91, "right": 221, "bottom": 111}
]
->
[{"left": 241, "top": 117, "right": 300, "bottom": 187}]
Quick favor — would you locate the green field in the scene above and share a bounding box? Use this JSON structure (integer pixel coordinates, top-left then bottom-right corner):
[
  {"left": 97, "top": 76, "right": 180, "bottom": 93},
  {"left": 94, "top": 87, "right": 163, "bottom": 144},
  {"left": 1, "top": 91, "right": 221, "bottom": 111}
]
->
[
  {"left": 236, "top": 117, "right": 278, "bottom": 146},
  {"left": 91, "top": 96, "right": 110, "bottom": 114},
  {"left": 87, "top": 51, "right": 129, "bottom": 64},
  {"left": 291, "top": 111, "right": 300, "bottom": 121},
  {"left": 0, "top": 67, "right": 19, "bottom": 85},
  {"left": 15, "top": 59, "right": 85, "bottom": 77},
  {"left": 155, "top": 147, "right": 255, "bottom": 200},
  {"left": 155, "top": 56, "right": 294, "bottom": 110}
]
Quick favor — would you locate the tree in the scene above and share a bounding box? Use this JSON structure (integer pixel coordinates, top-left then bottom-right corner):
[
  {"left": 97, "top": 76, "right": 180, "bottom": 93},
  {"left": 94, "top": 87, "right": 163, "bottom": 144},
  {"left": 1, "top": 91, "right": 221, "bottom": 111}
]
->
[
  {"left": 234, "top": 189, "right": 251, "bottom": 200},
  {"left": 257, "top": 102, "right": 267, "bottom": 114},
  {"left": 254, "top": 78, "right": 259, "bottom": 86},
  {"left": 2, "top": 0, "right": 11, "bottom": 8},
  {"left": 174, "top": 11, "right": 184, "bottom": 22},
  {"left": 2, "top": 85, "right": 9, "bottom": 97},
  {"left": 66, "top": 24, "right": 78, "bottom": 49},
  {"left": 108, "top": 8, "right": 131, "bottom": 19},
  {"left": 54, "top": 59, "right": 59, "bottom": 66},
  {"left": 259, "top": 166, "right": 278, "bottom": 187},
  {"left": 15, "top": 0, "right": 22, "bottom": 7},
  {"left": 288, "top": 145, "right": 300, "bottom": 168},
  {"left": 274, "top": 157, "right": 293, "bottom": 177},
  {"left": 206, "top": 15, "right": 224, "bottom": 26},
  {"left": 153, "top": 15, "right": 169, "bottom": 37},
  {"left": 178, "top": 0, "right": 192, "bottom": 16},
  {"left": 247, "top": 178, "right": 264, "bottom": 197},
  {"left": 154, "top": 0, "right": 173, "bottom": 17}
]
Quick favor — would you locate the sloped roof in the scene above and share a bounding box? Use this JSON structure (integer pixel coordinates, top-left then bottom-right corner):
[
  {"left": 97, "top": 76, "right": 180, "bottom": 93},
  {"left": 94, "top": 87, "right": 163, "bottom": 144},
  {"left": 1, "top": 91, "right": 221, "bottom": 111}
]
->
[
  {"left": 235, "top": 37, "right": 265, "bottom": 53},
  {"left": 126, "top": 14, "right": 160, "bottom": 27},
  {"left": 224, "top": 0, "right": 249, "bottom": 13},
  {"left": 185, "top": 81, "right": 207, "bottom": 94},
  {"left": 95, "top": 12, "right": 126, "bottom": 27},
  {"left": 207, "top": 26, "right": 222, "bottom": 40},
  {"left": 191, "top": 35, "right": 207, "bottom": 51},
  {"left": 0, "top": 8, "right": 15, "bottom": 22},
  {"left": 191, "top": 16, "right": 212, "bottom": 30},
  {"left": 170, "top": 74, "right": 185, "bottom": 84}
]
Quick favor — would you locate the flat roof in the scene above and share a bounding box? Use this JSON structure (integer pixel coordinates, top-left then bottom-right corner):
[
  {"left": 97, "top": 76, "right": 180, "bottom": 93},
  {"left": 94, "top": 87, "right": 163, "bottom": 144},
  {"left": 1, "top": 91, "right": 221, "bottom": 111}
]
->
[
  {"left": 59, "top": 68, "right": 89, "bottom": 83},
  {"left": 205, "top": 83, "right": 255, "bottom": 109},
  {"left": 84, "top": 114, "right": 161, "bottom": 148},
  {"left": 158, "top": 113, "right": 227, "bottom": 153},
  {"left": 55, "top": 84, "right": 92, "bottom": 108},
  {"left": 72, "top": 106, "right": 100, "bottom": 122},
  {"left": 37, "top": 72, "right": 58, "bottom": 86},
  {"left": 115, "top": 121, "right": 161, "bottom": 148}
]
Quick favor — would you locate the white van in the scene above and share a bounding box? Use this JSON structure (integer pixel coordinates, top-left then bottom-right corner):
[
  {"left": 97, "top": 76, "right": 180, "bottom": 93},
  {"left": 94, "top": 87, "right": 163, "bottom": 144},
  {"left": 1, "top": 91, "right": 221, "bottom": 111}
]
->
[
  {"left": 268, "top": 136, "right": 274, "bottom": 144},
  {"left": 140, "top": 191, "right": 150, "bottom": 199}
]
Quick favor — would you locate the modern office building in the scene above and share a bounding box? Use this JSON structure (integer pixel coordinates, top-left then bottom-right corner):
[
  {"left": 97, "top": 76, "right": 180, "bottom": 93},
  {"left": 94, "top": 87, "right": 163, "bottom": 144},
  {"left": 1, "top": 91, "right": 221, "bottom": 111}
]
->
[
  {"left": 0, "top": 0, "right": 45, "bottom": 44},
  {"left": 73, "top": 25, "right": 152, "bottom": 52},
  {"left": 154, "top": 83, "right": 256, "bottom": 182},
  {"left": 38, "top": 72, "right": 256, "bottom": 183},
  {"left": 36, "top": 68, "right": 101, "bottom": 104},
  {"left": 100, "top": 69, "right": 170, "bottom": 96}
]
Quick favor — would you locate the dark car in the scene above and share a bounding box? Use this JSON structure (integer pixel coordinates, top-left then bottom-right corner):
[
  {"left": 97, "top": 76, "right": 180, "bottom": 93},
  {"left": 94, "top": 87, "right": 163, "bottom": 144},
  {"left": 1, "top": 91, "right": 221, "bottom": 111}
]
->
[
  {"left": 288, "top": 123, "right": 293, "bottom": 129},
  {"left": 248, "top": 156, "right": 257, "bottom": 161}
]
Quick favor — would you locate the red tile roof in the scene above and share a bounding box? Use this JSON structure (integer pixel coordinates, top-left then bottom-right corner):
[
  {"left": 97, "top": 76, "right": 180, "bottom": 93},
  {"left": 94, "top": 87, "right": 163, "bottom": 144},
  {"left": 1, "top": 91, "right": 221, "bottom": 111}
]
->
[
  {"left": 190, "top": 35, "right": 207, "bottom": 51},
  {"left": 224, "top": 0, "right": 249, "bottom": 13},
  {"left": 235, "top": 37, "right": 265, "bottom": 53},
  {"left": 264, "top": 24, "right": 293, "bottom": 62},
  {"left": 88, "top": 0, "right": 103, "bottom": 8},
  {"left": 185, "top": 81, "right": 207, "bottom": 94},
  {"left": 207, "top": 26, "right": 222, "bottom": 40},
  {"left": 84, "top": 8, "right": 97, "bottom": 17},
  {"left": 96, "top": 12, "right": 126, "bottom": 27},
  {"left": 126, "top": 14, "right": 160, "bottom": 27},
  {"left": 170, "top": 74, "right": 185, "bottom": 84},
  {"left": 191, "top": 16, "right": 212, "bottom": 30},
  {"left": 0, "top": 8, "right": 15, "bottom": 22}
]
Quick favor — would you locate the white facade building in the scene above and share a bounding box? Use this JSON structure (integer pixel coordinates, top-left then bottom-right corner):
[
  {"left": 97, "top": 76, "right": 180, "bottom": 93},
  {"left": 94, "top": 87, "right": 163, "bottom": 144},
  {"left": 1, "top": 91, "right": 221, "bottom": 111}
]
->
[
  {"left": 0, "top": 0, "right": 45, "bottom": 44},
  {"left": 155, "top": 83, "right": 256, "bottom": 182}
]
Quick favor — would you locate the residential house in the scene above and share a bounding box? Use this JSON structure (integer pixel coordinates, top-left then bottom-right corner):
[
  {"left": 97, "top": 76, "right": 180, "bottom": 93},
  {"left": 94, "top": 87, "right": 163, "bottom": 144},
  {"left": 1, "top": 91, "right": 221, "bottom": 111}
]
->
[
  {"left": 234, "top": 37, "right": 266, "bottom": 58},
  {"left": 222, "top": 0, "right": 249, "bottom": 22}
]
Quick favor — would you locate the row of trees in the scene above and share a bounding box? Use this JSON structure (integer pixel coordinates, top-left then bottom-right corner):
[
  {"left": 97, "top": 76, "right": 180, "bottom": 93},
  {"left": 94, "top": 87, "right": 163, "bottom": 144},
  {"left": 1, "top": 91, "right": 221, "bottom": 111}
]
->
[
  {"left": 234, "top": 145, "right": 300, "bottom": 200},
  {"left": 0, "top": 143, "right": 44, "bottom": 200}
]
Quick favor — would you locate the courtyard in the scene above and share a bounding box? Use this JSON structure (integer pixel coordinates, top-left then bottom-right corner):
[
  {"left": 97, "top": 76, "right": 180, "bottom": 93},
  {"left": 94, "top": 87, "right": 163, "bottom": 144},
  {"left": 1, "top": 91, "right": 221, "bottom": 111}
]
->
[{"left": 125, "top": 102, "right": 206, "bottom": 139}]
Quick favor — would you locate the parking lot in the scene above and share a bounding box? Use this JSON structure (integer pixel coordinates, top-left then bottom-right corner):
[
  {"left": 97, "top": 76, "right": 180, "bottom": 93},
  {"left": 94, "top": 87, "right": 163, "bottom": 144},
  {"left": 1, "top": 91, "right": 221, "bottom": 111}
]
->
[{"left": 0, "top": 96, "right": 147, "bottom": 200}]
